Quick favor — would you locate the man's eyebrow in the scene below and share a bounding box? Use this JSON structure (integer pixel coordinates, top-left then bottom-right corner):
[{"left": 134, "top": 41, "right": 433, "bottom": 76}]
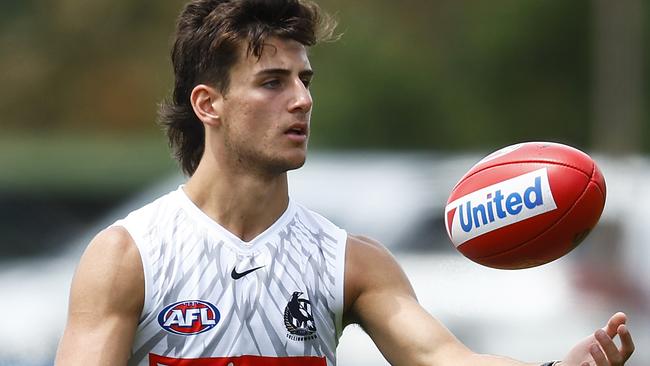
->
[{"left": 255, "top": 68, "right": 314, "bottom": 78}]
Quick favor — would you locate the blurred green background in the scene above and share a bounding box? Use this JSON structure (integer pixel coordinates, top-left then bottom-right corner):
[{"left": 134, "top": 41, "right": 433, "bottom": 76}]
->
[{"left": 1, "top": 0, "right": 648, "bottom": 257}]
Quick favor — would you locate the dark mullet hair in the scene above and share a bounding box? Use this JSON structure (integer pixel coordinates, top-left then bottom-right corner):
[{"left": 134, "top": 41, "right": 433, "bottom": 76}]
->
[{"left": 159, "top": 0, "right": 337, "bottom": 176}]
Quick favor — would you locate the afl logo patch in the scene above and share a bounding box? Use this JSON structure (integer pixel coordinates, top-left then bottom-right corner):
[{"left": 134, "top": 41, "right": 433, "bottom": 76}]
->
[
  {"left": 157, "top": 300, "right": 220, "bottom": 335},
  {"left": 284, "top": 291, "right": 317, "bottom": 341}
]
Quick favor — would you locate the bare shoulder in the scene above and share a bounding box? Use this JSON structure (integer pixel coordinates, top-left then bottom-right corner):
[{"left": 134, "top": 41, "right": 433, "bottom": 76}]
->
[
  {"left": 343, "top": 234, "right": 416, "bottom": 325},
  {"left": 345, "top": 234, "right": 407, "bottom": 286},
  {"left": 346, "top": 234, "right": 392, "bottom": 261},
  {"left": 84, "top": 226, "right": 141, "bottom": 264},
  {"left": 79, "top": 225, "right": 143, "bottom": 283},
  {"left": 345, "top": 234, "right": 412, "bottom": 285},
  {"left": 71, "top": 225, "right": 144, "bottom": 315},
  {"left": 55, "top": 226, "right": 144, "bottom": 364},
  {"left": 85, "top": 225, "right": 137, "bottom": 256}
]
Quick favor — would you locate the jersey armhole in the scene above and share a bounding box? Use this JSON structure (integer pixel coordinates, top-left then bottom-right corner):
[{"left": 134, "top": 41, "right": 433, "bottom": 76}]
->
[
  {"left": 334, "top": 229, "right": 348, "bottom": 343},
  {"left": 111, "top": 220, "right": 154, "bottom": 325}
]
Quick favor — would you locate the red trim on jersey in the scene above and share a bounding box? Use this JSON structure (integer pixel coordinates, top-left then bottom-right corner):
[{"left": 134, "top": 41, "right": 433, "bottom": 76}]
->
[{"left": 149, "top": 354, "right": 327, "bottom": 366}]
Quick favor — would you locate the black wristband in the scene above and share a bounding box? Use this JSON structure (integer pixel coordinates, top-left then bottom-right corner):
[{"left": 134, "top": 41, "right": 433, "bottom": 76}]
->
[{"left": 540, "top": 362, "right": 560, "bottom": 366}]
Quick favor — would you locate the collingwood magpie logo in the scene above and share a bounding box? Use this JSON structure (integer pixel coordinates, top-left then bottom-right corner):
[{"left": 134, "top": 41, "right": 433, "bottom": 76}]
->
[{"left": 284, "top": 291, "right": 317, "bottom": 341}]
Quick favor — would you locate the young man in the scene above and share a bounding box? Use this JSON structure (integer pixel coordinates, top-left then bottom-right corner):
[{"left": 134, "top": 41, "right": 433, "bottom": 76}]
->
[{"left": 55, "top": 0, "right": 635, "bottom": 365}]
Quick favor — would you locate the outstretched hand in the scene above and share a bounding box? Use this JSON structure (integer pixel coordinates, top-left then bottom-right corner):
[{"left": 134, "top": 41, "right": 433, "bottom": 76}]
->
[{"left": 560, "top": 312, "right": 634, "bottom": 366}]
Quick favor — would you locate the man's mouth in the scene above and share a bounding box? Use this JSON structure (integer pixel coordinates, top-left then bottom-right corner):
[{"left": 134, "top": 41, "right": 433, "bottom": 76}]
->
[{"left": 286, "top": 123, "right": 308, "bottom": 136}]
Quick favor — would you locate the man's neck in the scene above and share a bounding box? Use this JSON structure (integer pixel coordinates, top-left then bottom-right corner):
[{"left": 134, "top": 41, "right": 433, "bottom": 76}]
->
[{"left": 183, "top": 160, "right": 290, "bottom": 243}]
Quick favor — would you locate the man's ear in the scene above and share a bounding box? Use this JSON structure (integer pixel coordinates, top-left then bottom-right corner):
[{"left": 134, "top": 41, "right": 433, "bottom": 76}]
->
[{"left": 190, "top": 84, "right": 223, "bottom": 126}]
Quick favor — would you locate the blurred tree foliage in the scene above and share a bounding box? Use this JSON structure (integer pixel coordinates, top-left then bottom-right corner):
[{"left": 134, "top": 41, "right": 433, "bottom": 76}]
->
[{"left": 1, "top": 0, "right": 648, "bottom": 152}]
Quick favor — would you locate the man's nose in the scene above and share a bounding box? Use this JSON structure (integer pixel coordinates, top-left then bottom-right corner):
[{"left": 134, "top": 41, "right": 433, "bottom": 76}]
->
[{"left": 289, "top": 80, "right": 313, "bottom": 113}]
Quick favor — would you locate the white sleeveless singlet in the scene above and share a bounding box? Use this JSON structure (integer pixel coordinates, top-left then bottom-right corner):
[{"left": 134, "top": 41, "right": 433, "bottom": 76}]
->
[{"left": 112, "top": 186, "right": 347, "bottom": 366}]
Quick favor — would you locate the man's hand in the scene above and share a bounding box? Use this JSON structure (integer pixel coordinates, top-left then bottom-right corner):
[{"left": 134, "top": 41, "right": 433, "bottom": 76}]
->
[{"left": 561, "top": 312, "right": 635, "bottom": 366}]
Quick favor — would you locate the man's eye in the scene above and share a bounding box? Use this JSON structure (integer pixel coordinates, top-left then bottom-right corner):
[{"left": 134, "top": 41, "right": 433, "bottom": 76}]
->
[
  {"left": 262, "top": 79, "right": 281, "bottom": 89},
  {"left": 301, "top": 78, "right": 312, "bottom": 88}
]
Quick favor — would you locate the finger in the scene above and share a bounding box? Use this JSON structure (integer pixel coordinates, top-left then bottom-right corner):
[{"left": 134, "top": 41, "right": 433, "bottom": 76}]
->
[
  {"left": 595, "top": 329, "right": 623, "bottom": 365},
  {"left": 618, "top": 324, "right": 635, "bottom": 361},
  {"left": 589, "top": 343, "right": 608, "bottom": 366},
  {"left": 603, "top": 312, "right": 627, "bottom": 338}
]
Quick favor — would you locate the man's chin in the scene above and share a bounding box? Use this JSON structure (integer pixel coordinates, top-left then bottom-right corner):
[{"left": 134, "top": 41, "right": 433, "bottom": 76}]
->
[
  {"left": 284, "top": 154, "right": 307, "bottom": 172},
  {"left": 263, "top": 152, "right": 307, "bottom": 175},
  {"left": 285, "top": 147, "right": 308, "bottom": 169},
  {"left": 287, "top": 158, "right": 306, "bottom": 171}
]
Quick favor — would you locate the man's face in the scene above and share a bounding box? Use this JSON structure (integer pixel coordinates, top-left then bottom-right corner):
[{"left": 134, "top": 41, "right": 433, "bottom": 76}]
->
[{"left": 217, "top": 37, "right": 314, "bottom": 175}]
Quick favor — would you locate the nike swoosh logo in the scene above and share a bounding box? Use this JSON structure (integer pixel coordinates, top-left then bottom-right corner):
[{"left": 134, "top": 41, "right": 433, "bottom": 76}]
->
[{"left": 231, "top": 265, "right": 265, "bottom": 280}]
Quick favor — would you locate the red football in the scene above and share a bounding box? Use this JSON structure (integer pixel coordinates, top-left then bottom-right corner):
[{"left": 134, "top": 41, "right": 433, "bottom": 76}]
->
[{"left": 444, "top": 142, "right": 606, "bottom": 269}]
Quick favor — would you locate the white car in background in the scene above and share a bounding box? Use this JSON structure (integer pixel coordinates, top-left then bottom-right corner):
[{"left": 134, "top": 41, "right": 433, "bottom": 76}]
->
[{"left": 0, "top": 152, "right": 648, "bottom": 365}]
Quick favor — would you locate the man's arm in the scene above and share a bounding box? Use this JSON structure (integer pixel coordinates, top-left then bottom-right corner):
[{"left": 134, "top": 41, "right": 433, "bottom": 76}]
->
[
  {"left": 342, "top": 235, "right": 634, "bottom": 366},
  {"left": 343, "top": 234, "right": 482, "bottom": 366},
  {"left": 55, "top": 226, "right": 144, "bottom": 365}
]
